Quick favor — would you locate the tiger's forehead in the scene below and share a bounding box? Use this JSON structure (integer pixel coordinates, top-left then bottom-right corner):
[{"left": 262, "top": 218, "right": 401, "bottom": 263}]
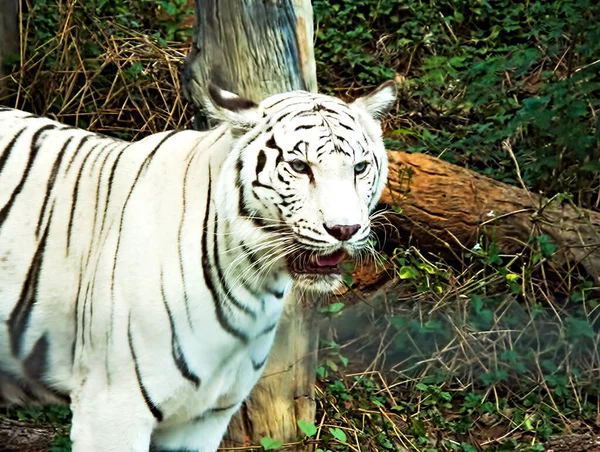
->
[{"left": 260, "top": 91, "right": 354, "bottom": 119}]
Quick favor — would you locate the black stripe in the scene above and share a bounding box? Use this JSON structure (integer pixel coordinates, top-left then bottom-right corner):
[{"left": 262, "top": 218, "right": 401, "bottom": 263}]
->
[
  {"left": 80, "top": 279, "right": 92, "bottom": 348},
  {"left": 178, "top": 152, "right": 197, "bottom": 329},
  {"left": 0, "top": 125, "right": 55, "bottom": 229},
  {"left": 86, "top": 147, "right": 115, "bottom": 262},
  {"left": 0, "top": 127, "right": 26, "bottom": 174},
  {"left": 213, "top": 208, "right": 257, "bottom": 319},
  {"left": 23, "top": 334, "right": 49, "bottom": 380},
  {"left": 64, "top": 135, "right": 93, "bottom": 174},
  {"left": 88, "top": 140, "right": 116, "bottom": 175},
  {"left": 35, "top": 137, "right": 72, "bottom": 238},
  {"left": 257, "top": 322, "right": 277, "bottom": 337},
  {"left": 188, "top": 402, "right": 241, "bottom": 424},
  {"left": 160, "top": 271, "right": 200, "bottom": 387},
  {"left": 252, "top": 355, "right": 268, "bottom": 371},
  {"left": 255, "top": 150, "right": 266, "bottom": 177},
  {"left": 223, "top": 233, "right": 260, "bottom": 299},
  {"left": 333, "top": 135, "right": 355, "bottom": 157},
  {"left": 99, "top": 149, "right": 125, "bottom": 235},
  {"left": 264, "top": 96, "right": 298, "bottom": 110},
  {"left": 314, "top": 141, "right": 330, "bottom": 159},
  {"left": 8, "top": 204, "right": 54, "bottom": 357},
  {"left": 67, "top": 144, "right": 102, "bottom": 254},
  {"left": 209, "top": 402, "right": 239, "bottom": 413},
  {"left": 70, "top": 278, "right": 82, "bottom": 364},
  {"left": 128, "top": 314, "right": 163, "bottom": 422},
  {"left": 201, "top": 166, "right": 249, "bottom": 343},
  {"left": 294, "top": 124, "right": 316, "bottom": 131}
]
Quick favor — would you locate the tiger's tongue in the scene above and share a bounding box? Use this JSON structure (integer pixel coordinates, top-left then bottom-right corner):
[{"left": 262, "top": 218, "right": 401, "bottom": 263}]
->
[{"left": 315, "top": 250, "right": 346, "bottom": 267}]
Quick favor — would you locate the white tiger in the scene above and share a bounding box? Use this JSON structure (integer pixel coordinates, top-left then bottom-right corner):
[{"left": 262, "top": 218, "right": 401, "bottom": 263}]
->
[{"left": 0, "top": 81, "right": 397, "bottom": 451}]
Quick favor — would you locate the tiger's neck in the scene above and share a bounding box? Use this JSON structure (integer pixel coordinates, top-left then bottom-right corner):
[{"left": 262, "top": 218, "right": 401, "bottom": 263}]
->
[{"left": 207, "top": 132, "right": 293, "bottom": 322}]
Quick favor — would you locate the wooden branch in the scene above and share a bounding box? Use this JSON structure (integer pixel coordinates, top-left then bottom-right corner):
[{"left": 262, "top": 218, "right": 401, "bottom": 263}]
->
[
  {"left": 0, "top": 418, "right": 57, "bottom": 452},
  {"left": 380, "top": 151, "right": 600, "bottom": 282}
]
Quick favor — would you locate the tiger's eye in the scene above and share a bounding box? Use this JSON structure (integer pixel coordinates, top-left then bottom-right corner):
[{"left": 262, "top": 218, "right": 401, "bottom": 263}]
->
[
  {"left": 354, "top": 161, "right": 369, "bottom": 175},
  {"left": 290, "top": 160, "right": 310, "bottom": 174}
]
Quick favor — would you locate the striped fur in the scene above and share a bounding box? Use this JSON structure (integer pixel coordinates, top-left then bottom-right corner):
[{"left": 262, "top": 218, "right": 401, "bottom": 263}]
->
[{"left": 0, "top": 82, "right": 396, "bottom": 451}]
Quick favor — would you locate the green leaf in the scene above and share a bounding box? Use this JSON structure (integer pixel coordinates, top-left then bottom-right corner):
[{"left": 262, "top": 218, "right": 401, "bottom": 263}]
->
[
  {"left": 326, "top": 358, "right": 338, "bottom": 372},
  {"left": 329, "top": 427, "right": 347, "bottom": 443},
  {"left": 260, "top": 436, "right": 283, "bottom": 450},
  {"left": 505, "top": 272, "right": 520, "bottom": 282},
  {"left": 328, "top": 302, "right": 345, "bottom": 314},
  {"left": 341, "top": 272, "right": 354, "bottom": 287},
  {"left": 536, "top": 235, "right": 556, "bottom": 258},
  {"left": 417, "top": 263, "right": 435, "bottom": 274},
  {"left": 338, "top": 354, "right": 349, "bottom": 367},
  {"left": 398, "top": 265, "right": 419, "bottom": 279},
  {"left": 391, "top": 127, "right": 420, "bottom": 137},
  {"left": 297, "top": 419, "right": 318, "bottom": 437}
]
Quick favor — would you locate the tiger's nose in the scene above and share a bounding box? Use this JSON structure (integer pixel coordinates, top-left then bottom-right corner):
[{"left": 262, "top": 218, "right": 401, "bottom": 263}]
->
[{"left": 324, "top": 224, "right": 361, "bottom": 241}]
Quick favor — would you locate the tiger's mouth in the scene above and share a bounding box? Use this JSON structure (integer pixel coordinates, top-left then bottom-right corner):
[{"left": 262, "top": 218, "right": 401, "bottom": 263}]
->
[{"left": 287, "top": 249, "right": 346, "bottom": 275}]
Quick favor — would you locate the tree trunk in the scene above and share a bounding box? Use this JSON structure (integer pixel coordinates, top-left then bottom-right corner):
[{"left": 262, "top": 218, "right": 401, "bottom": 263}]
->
[
  {"left": 380, "top": 151, "right": 600, "bottom": 283},
  {"left": 182, "top": 1, "right": 318, "bottom": 449},
  {"left": 0, "top": 0, "right": 19, "bottom": 99},
  {"left": 182, "top": 0, "right": 316, "bottom": 129},
  {"left": 0, "top": 418, "right": 57, "bottom": 452}
]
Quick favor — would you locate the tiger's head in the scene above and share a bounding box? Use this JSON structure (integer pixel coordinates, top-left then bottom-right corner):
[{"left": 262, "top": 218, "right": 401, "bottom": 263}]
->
[{"left": 208, "top": 82, "right": 397, "bottom": 293}]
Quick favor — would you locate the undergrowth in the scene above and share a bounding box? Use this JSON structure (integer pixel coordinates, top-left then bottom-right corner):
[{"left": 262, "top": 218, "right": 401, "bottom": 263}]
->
[
  {"left": 1, "top": 0, "right": 193, "bottom": 139},
  {"left": 314, "top": 0, "right": 600, "bottom": 209},
  {"left": 308, "top": 228, "right": 600, "bottom": 451}
]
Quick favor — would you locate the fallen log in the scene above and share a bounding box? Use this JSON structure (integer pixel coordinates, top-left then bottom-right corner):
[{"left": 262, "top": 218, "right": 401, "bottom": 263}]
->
[
  {"left": 0, "top": 418, "right": 57, "bottom": 452},
  {"left": 379, "top": 150, "right": 600, "bottom": 283}
]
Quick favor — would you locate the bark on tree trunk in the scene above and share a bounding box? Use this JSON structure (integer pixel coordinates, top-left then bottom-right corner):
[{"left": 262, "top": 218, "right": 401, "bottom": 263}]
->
[
  {"left": 380, "top": 151, "right": 600, "bottom": 283},
  {"left": 0, "top": 418, "right": 57, "bottom": 452},
  {"left": 0, "top": 0, "right": 19, "bottom": 99},
  {"left": 182, "top": 0, "right": 316, "bottom": 129},
  {"left": 182, "top": 1, "right": 319, "bottom": 449}
]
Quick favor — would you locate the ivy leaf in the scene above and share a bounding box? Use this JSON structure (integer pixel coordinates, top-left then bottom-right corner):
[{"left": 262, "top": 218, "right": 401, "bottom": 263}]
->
[
  {"left": 398, "top": 265, "right": 419, "bottom": 279},
  {"left": 329, "top": 427, "right": 347, "bottom": 443},
  {"left": 297, "top": 420, "right": 318, "bottom": 438},
  {"left": 338, "top": 354, "right": 349, "bottom": 367},
  {"left": 260, "top": 437, "right": 283, "bottom": 450}
]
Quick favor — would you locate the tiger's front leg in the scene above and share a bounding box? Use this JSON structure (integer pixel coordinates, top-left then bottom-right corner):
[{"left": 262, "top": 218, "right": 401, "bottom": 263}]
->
[
  {"left": 69, "top": 374, "right": 157, "bottom": 452},
  {"left": 150, "top": 404, "right": 241, "bottom": 452}
]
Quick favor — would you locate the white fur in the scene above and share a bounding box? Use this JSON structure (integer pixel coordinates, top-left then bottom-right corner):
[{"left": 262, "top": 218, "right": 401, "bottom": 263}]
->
[{"left": 0, "top": 82, "right": 395, "bottom": 452}]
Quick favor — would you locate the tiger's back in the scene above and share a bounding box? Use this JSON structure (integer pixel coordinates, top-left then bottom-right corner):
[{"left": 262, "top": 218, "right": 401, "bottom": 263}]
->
[{"left": 0, "top": 108, "right": 205, "bottom": 404}]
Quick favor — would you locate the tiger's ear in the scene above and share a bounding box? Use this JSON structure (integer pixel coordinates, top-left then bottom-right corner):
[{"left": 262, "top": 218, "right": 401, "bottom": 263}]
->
[
  {"left": 204, "top": 84, "right": 260, "bottom": 129},
  {"left": 351, "top": 80, "right": 397, "bottom": 121}
]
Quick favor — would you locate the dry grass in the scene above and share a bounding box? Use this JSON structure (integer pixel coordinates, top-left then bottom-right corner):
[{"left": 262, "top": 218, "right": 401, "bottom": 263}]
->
[{"left": 1, "top": 0, "right": 192, "bottom": 139}]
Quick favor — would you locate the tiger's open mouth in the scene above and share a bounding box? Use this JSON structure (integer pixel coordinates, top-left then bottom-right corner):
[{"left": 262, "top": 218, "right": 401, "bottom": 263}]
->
[{"left": 287, "top": 249, "right": 346, "bottom": 275}]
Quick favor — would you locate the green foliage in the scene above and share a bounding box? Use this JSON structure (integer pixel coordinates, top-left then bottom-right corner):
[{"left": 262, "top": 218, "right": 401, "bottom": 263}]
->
[
  {"left": 314, "top": 0, "right": 600, "bottom": 208},
  {"left": 297, "top": 419, "right": 318, "bottom": 438},
  {"left": 260, "top": 436, "right": 283, "bottom": 450},
  {"left": 2, "top": 404, "right": 71, "bottom": 424}
]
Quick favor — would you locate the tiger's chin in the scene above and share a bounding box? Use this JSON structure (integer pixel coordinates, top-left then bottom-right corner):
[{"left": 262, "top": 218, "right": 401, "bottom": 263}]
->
[{"left": 292, "top": 273, "right": 344, "bottom": 293}]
